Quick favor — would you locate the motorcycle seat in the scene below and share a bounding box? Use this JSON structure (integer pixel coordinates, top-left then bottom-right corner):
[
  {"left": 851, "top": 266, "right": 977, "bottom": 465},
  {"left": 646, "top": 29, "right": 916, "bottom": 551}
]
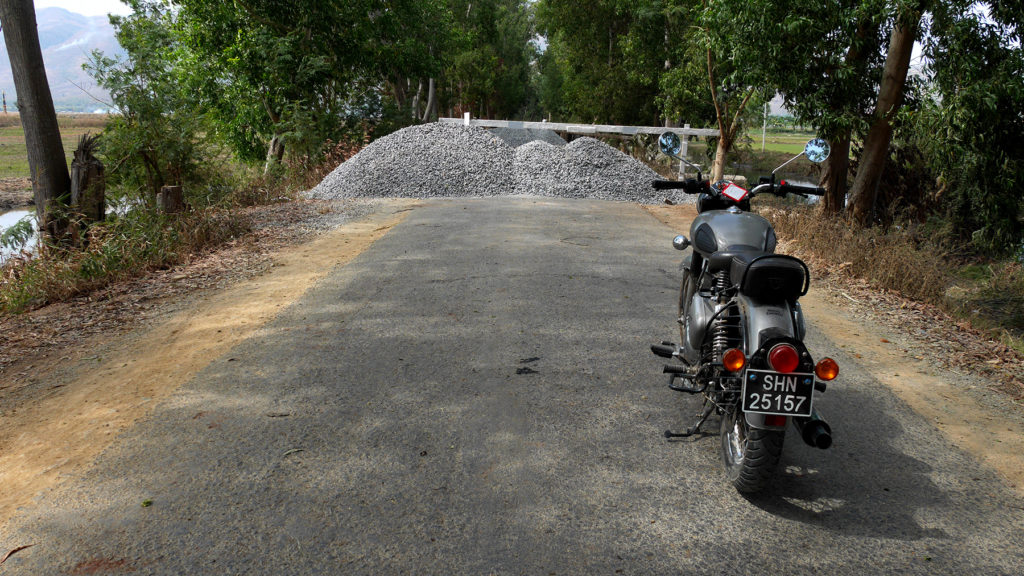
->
[
  {"left": 732, "top": 252, "right": 809, "bottom": 302},
  {"left": 707, "top": 245, "right": 765, "bottom": 273}
]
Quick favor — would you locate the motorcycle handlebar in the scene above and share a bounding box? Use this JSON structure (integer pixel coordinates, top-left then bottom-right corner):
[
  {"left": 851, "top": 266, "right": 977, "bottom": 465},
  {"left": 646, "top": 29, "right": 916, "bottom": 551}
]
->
[
  {"left": 652, "top": 179, "right": 708, "bottom": 194},
  {"left": 751, "top": 182, "right": 827, "bottom": 198}
]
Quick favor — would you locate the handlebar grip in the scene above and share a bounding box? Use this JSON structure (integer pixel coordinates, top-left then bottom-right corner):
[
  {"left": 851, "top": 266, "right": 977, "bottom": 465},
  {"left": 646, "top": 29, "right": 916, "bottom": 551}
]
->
[
  {"left": 653, "top": 179, "right": 707, "bottom": 194},
  {"left": 778, "top": 183, "right": 827, "bottom": 196},
  {"left": 653, "top": 180, "right": 690, "bottom": 190}
]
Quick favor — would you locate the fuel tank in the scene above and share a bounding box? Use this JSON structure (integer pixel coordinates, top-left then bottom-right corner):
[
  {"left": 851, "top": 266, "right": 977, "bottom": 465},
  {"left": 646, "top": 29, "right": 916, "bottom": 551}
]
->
[{"left": 689, "top": 211, "right": 777, "bottom": 257}]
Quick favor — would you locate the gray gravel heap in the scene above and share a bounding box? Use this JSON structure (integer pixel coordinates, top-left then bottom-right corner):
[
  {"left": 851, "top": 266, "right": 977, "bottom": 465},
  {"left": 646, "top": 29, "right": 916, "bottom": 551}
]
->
[
  {"left": 490, "top": 127, "right": 566, "bottom": 147},
  {"left": 310, "top": 123, "right": 690, "bottom": 204},
  {"left": 309, "top": 122, "right": 514, "bottom": 199}
]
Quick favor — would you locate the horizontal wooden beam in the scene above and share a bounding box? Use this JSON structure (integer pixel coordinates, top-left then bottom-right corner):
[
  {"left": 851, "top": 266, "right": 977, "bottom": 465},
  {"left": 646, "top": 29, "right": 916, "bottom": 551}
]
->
[{"left": 438, "top": 118, "right": 719, "bottom": 138}]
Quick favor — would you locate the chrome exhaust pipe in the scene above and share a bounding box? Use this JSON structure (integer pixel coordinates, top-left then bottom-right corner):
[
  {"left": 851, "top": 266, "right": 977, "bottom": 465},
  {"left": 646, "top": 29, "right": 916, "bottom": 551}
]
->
[{"left": 793, "top": 409, "right": 832, "bottom": 449}]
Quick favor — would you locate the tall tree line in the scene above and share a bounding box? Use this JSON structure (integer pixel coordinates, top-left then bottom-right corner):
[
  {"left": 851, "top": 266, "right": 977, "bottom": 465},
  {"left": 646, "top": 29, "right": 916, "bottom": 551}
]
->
[{"left": 6, "top": 0, "right": 1021, "bottom": 250}]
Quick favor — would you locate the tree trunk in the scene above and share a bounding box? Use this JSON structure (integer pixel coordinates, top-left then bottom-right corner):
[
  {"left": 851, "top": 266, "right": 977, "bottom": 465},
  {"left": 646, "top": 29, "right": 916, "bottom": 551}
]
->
[
  {"left": 0, "top": 0, "right": 71, "bottom": 241},
  {"left": 849, "top": 7, "right": 922, "bottom": 225},
  {"left": 411, "top": 78, "right": 423, "bottom": 120},
  {"left": 263, "top": 133, "right": 285, "bottom": 174},
  {"left": 820, "top": 131, "right": 851, "bottom": 215},
  {"left": 421, "top": 77, "right": 437, "bottom": 123},
  {"left": 70, "top": 132, "right": 105, "bottom": 225},
  {"left": 711, "top": 133, "right": 733, "bottom": 183},
  {"left": 157, "top": 185, "right": 185, "bottom": 214}
]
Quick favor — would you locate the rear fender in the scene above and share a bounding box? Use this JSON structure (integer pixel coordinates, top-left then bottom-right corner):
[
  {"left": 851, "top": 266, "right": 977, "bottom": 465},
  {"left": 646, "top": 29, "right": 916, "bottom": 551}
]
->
[
  {"left": 744, "top": 412, "right": 787, "bottom": 431},
  {"left": 735, "top": 294, "right": 798, "bottom": 351},
  {"left": 736, "top": 294, "right": 803, "bottom": 431}
]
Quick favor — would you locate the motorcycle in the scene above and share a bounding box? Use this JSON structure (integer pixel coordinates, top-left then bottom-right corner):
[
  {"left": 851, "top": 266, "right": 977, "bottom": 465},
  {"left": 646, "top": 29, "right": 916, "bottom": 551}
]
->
[{"left": 650, "top": 132, "right": 839, "bottom": 493}]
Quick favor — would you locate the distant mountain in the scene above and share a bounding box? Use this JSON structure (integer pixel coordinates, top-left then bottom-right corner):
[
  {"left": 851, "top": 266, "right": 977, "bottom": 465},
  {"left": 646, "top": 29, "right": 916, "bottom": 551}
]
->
[{"left": 0, "top": 7, "right": 124, "bottom": 113}]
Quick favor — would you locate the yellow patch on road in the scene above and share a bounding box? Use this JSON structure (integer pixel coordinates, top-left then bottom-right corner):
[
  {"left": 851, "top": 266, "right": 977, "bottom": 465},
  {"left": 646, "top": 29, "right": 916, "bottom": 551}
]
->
[{"left": 0, "top": 200, "right": 415, "bottom": 530}]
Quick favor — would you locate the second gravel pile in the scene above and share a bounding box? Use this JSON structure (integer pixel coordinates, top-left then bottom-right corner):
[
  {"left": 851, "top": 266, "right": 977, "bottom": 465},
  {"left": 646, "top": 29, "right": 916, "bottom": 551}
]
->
[{"left": 310, "top": 123, "right": 682, "bottom": 204}]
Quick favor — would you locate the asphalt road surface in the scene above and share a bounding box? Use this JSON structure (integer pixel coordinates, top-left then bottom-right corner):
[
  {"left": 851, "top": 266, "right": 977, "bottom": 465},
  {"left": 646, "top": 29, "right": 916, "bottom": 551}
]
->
[{"left": 4, "top": 198, "right": 1023, "bottom": 574}]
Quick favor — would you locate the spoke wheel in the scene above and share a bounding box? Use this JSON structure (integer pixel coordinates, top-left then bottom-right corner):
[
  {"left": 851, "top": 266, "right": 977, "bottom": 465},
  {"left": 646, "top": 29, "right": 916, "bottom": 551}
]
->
[{"left": 720, "top": 408, "right": 784, "bottom": 494}]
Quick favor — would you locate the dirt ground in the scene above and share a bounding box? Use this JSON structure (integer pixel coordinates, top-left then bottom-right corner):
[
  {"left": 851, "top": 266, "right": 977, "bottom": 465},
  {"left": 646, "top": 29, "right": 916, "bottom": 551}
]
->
[{"left": 1, "top": 199, "right": 1022, "bottom": 540}]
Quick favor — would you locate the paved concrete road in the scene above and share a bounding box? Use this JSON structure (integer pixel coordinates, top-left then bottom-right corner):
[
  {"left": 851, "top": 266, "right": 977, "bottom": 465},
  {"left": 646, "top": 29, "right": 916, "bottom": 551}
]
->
[{"left": 5, "top": 198, "right": 1023, "bottom": 574}]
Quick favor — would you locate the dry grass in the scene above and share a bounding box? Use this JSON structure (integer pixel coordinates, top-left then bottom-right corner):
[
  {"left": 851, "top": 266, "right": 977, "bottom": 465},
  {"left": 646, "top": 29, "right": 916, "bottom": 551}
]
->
[
  {"left": 762, "top": 204, "right": 949, "bottom": 303},
  {"left": 0, "top": 208, "right": 249, "bottom": 313},
  {"left": 760, "top": 201, "right": 1024, "bottom": 355}
]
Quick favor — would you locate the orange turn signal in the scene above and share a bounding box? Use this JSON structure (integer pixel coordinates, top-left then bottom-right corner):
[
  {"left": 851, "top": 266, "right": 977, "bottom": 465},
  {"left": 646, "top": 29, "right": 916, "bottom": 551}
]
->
[
  {"left": 815, "top": 357, "right": 839, "bottom": 381},
  {"left": 723, "top": 348, "right": 746, "bottom": 372}
]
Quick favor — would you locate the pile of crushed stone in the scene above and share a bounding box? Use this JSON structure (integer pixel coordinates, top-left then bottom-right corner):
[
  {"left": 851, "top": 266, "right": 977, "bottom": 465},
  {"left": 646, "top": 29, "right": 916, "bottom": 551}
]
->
[
  {"left": 309, "top": 122, "right": 514, "bottom": 200},
  {"left": 308, "top": 123, "right": 692, "bottom": 204}
]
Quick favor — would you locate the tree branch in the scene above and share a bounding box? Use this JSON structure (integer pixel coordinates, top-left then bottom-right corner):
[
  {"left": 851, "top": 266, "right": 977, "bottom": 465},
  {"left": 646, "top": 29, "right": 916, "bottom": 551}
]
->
[{"left": 706, "top": 47, "right": 725, "bottom": 133}]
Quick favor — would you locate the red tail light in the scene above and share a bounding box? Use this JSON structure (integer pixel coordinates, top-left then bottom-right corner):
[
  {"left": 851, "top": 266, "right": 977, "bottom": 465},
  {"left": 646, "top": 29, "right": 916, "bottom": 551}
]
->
[{"left": 768, "top": 344, "right": 800, "bottom": 373}]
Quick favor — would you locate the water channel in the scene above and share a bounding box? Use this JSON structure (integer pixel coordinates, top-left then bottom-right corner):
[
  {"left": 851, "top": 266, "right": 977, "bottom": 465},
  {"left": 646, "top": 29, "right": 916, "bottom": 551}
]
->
[{"left": 0, "top": 208, "right": 38, "bottom": 261}]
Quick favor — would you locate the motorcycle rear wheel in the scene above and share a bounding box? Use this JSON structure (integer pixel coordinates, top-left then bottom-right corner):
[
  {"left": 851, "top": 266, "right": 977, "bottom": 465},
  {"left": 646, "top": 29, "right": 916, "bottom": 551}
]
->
[{"left": 720, "top": 408, "right": 784, "bottom": 493}]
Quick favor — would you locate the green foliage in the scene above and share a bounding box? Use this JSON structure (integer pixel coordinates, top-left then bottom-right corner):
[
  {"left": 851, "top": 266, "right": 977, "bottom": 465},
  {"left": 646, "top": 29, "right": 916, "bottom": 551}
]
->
[
  {"left": 536, "top": 0, "right": 661, "bottom": 124},
  {"left": 440, "top": 0, "right": 538, "bottom": 119},
  {"left": 0, "top": 215, "right": 35, "bottom": 254},
  {"left": 914, "top": 1, "right": 1024, "bottom": 253},
  {"left": 86, "top": 2, "right": 214, "bottom": 201}
]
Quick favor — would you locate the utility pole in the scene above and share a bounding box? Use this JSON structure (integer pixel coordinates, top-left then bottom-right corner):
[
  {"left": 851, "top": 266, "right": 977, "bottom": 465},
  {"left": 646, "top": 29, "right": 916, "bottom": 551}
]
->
[{"left": 761, "top": 101, "right": 768, "bottom": 152}]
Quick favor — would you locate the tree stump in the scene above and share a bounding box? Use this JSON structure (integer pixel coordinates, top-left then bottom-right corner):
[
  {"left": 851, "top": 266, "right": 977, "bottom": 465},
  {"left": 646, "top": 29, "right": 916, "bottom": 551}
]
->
[
  {"left": 157, "top": 186, "right": 186, "bottom": 213},
  {"left": 70, "top": 132, "right": 105, "bottom": 225}
]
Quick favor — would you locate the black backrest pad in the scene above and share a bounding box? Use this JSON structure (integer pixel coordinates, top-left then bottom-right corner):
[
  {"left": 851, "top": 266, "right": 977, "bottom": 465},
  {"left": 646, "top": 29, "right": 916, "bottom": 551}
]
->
[{"left": 733, "top": 254, "right": 809, "bottom": 301}]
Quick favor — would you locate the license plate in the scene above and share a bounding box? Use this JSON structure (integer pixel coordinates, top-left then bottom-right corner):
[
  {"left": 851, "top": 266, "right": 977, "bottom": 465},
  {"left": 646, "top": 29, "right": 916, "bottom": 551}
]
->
[{"left": 741, "top": 369, "right": 815, "bottom": 417}]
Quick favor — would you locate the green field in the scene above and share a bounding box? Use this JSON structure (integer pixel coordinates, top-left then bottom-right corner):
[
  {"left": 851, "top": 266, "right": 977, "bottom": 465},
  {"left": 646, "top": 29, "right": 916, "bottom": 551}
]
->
[
  {"left": 0, "top": 114, "right": 109, "bottom": 180},
  {"left": 749, "top": 129, "right": 818, "bottom": 155}
]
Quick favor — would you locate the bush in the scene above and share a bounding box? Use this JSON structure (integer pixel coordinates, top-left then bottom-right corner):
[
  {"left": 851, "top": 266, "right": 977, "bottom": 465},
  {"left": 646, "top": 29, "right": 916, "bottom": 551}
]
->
[
  {"left": 762, "top": 204, "right": 950, "bottom": 304},
  {"left": 0, "top": 207, "right": 249, "bottom": 313}
]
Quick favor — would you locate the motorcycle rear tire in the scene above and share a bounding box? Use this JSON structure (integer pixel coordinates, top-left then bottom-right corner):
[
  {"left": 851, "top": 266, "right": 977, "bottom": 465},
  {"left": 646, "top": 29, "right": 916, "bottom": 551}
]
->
[{"left": 720, "top": 408, "right": 784, "bottom": 493}]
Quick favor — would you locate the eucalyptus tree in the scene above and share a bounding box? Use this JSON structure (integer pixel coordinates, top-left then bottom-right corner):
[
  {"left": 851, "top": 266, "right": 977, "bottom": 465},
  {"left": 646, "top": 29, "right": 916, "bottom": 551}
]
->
[
  {"left": 848, "top": 0, "right": 931, "bottom": 225},
  {"left": 442, "top": 0, "right": 537, "bottom": 119},
  {"left": 0, "top": 0, "right": 70, "bottom": 240},
  {"left": 695, "top": 1, "right": 774, "bottom": 181},
  {"left": 705, "top": 0, "right": 888, "bottom": 214},
  {"left": 535, "top": 0, "right": 661, "bottom": 125}
]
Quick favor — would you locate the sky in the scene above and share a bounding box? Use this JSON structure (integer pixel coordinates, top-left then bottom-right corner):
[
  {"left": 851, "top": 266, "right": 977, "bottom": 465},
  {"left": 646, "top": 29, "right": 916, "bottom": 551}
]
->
[{"left": 34, "top": 0, "right": 133, "bottom": 17}]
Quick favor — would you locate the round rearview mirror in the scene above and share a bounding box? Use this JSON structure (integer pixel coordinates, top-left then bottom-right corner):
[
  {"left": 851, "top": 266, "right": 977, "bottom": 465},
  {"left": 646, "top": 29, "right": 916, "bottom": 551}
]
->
[
  {"left": 804, "top": 138, "right": 831, "bottom": 163},
  {"left": 659, "top": 132, "right": 682, "bottom": 157}
]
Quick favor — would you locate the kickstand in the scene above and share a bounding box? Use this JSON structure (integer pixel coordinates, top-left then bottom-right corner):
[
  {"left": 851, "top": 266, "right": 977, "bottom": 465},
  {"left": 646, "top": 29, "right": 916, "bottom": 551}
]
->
[{"left": 665, "top": 401, "right": 715, "bottom": 439}]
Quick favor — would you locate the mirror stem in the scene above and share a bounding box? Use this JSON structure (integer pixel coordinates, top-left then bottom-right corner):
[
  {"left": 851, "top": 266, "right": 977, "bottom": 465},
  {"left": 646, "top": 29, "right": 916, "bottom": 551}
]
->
[{"left": 773, "top": 151, "right": 805, "bottom": 175}]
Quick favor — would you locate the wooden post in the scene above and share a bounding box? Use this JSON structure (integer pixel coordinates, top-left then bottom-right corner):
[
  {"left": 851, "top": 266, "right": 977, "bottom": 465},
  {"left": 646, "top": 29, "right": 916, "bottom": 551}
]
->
[
  {"left": 157, "top": 185, "right": 185, "bottom": 213},
  {"left": 70, "top": 133, "right": 105, "bottom": 225},
  {"left": 679, "top": 124, "right": 690, "bottom": 178}
]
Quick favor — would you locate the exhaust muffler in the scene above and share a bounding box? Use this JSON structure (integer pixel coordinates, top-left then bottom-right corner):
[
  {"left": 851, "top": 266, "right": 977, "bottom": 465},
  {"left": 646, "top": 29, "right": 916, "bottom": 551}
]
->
[{"left": 793, "top": 409, "right": 832, "bottom": 449}]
